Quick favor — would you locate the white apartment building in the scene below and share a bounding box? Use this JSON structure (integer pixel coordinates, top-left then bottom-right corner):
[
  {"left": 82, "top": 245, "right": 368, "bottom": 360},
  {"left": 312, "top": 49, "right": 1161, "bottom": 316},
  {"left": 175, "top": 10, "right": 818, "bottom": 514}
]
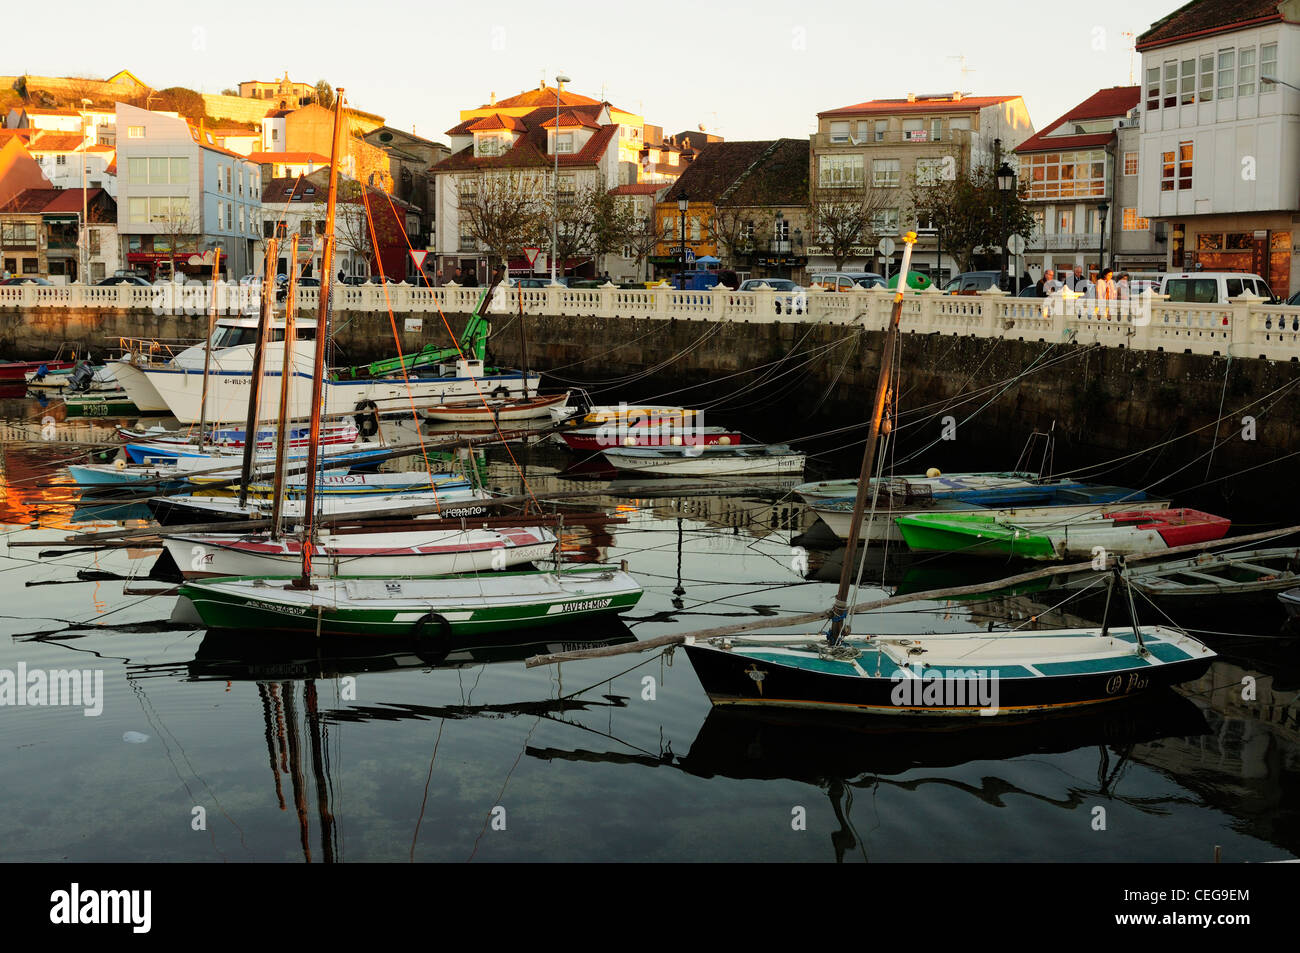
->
[
  {"left": 1137, "top": 0, "right": 1300, "bottom": 295},
  {"left": 115, "top": 103, "right": 263, "bottom": 279}
]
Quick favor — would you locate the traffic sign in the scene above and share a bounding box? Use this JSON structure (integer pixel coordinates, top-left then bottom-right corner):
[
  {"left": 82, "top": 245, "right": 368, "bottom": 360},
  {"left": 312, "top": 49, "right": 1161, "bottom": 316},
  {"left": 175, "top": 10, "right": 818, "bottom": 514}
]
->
[
  {"left": 523, "top": 246, "right": 541, "bottom": 266},
  {"left": 1007, "top": 234, "right": 1026, "bottom": 255},
  {"left": 877, "top": 237, "right": 896, "bottom": 258},
  {"left": 410, "top": 249, "right": 428, "bottom": 270},
  {"left": 684, "top": 248, "right": 696, "bottom": 264}
]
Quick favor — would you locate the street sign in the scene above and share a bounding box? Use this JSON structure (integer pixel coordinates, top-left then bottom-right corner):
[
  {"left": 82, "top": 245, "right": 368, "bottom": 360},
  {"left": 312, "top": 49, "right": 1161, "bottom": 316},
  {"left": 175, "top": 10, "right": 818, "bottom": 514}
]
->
[
  {"left": 684, "top": 249, "right": 696, "bottom": 264},
  {"left": 409, "top": 249, "right": 428, "bottom": 270},
  {"left": 877, "top": 237, "right": 896, "bottom": 258},
  {"left": 523, "top": 246, "right": 541, "bottom": 266},
  {"left": 1007, "top": 234, "right": 1026, "bottom": 255}
]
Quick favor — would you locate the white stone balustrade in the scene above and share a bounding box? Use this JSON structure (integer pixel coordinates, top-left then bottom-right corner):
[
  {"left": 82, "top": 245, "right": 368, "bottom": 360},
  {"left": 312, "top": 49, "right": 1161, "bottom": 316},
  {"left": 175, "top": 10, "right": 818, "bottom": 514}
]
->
[{"left": 4, "top": 282, "right": 1300, "bottom": 363}]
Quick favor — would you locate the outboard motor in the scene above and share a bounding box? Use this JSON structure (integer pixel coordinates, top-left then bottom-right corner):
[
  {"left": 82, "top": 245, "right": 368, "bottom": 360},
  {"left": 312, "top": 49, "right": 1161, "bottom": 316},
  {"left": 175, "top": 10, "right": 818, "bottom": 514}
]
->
[{"left": 66, "top": 361, "right": 96, "bottom": 394}]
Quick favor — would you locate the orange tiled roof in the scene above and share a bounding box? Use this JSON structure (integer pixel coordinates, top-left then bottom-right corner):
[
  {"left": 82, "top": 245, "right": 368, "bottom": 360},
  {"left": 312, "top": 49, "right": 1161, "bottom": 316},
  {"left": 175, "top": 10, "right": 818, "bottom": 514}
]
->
[{"left": 818, "top": 95, "right": 1018, "bottom": 117}]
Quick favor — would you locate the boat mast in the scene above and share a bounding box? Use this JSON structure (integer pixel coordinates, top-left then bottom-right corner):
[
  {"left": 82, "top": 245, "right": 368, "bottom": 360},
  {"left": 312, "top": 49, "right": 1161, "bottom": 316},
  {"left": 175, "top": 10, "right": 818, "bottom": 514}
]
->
[
  {"left": 295, "top": 91, "right": 346, "bottom": 590},
  {"left": 196, "top": 248, "right": 221, "bottom": 444},
  {"left": 269, "top": 234, "right": 299, "bottom": 540},
  {"left": 517, "top": 284, "right": 530, "bottom": 399},
  {"left": 827, "top": 231, "right": 916, "bottom": 644},
  {"left": 237, "top": 239, "right": 277, "bottom": 508}
]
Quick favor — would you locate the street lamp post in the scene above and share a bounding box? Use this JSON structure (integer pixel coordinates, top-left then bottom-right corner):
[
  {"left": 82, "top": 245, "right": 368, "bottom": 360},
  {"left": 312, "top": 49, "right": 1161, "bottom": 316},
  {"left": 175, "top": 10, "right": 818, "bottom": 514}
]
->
[
  {"left": 550, "top": 72, "right": 569, "bottom": 287},
  {"left": 79, "top": 98, "right": 91, "bottom": 283},
  {"left": 677, "top": 193, "right": 689, "bottom": 290},
  {"left": 996, "top": 161, "right": 1015, "bottom": 290},
  {"left": 1097, "top": 201, "right": 1110, "bottom": 272},
  {"left": 641, "top": 216, "right": 651, "bottom": 282}
]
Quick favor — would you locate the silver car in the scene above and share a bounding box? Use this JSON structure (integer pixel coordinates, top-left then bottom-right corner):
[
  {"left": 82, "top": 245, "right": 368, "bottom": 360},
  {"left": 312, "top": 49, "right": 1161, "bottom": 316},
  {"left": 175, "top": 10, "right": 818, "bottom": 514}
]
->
[{"left": 737, "top": 278, "right": 805, "bottom": 314}]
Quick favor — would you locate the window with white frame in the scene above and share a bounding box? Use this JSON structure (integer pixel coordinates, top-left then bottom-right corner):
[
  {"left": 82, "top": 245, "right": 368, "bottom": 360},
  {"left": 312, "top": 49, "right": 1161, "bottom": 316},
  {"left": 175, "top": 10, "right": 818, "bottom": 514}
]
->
[
  {"left": 874, "top": 119, "right": 887, "bottom": 142},
  {"left": 949, "top": 117, "right": 971, "bottom": 132},
  {"left": 1163, "top": 60, "right": 1178, "bottom": 108},
  {"left": 1178, "top": 140, "right": 1193, "bottom": 190},
  {"left": 871, "top": 209, "right": 899, "bottom": 234},
  {"left": 1199, "top": 54, "right": 1214, "bottom": 102},
  {"left": 902, "top": 118, "right": 925, "bottom": 141},
  {"left": 1238, "top": 47, "right": 1256, "bottom": 97},
  {"left": 128, "top": 196, "right": 147, "bottom": 223},
  {"left": 872, "top": 158, "right": 900, "bottom": 188},
  {"left": 818, "top": 154, "right": 863, "bottom": 189},
  {"left": 127, "top": 125, "right": 144, "bottom": 138},
  {"left": 930, "top": 118, "right": 943, "bottom": 142},
  {"left": 1122, "top": 207, "right": 1150, "bottom": 231},
  {"left": 775, "top": 218, "right": 789, "bottom": 241},
  {"left": 1180, "top": 58, "right": 1196, "bottom": 104},
  {"left": 1123, "top": 152, "right": 1138, "bottom": 176},
  {"left": 1023, "top": 151, "right": 1105, "bottom": 199},
  {"left": 915, "top": 157, "right": 947, "bottom": 186},
  {"left": 1057, "top": 208, "right": 1074, "bottom": 233},
  {"left": 1161, "top": 149, "right": 1175, "bottom": 191},
  {"left": 1146, "top": 66, "right": 1161, "bottom": 110},
  {"left": 1218, "top": 49, "right": 1235, "bottom": 100},
  {"left": 829, "top": 120, "right": 850, "bottom": 143},
  {"left": 554, "top": 133, "right": 573, "bottom": 154},
  {"left": 1262, "top": 43, "right": 1278, "bottom": 91}
]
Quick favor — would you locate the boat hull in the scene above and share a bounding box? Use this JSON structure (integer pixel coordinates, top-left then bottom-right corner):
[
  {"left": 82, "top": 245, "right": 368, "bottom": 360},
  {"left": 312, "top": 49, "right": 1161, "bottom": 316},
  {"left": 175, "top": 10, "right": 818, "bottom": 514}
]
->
[
  {"left": 167, "top": 527, "right": 556, "bottom": 579},
  {"left": 111, "top": 359, "right": 172, "bottom": 412},
  {"left": 146, "top": 489, "right": 490, "bottom": 526},
  {"left": 683, "top": 626, "right": 1215, "bottom": 716},
  {"left": 420, "top": 393, "right": 569, "bottom": 422},
  {"left": 179, "top": 567, "right": 643, "bottom": 638},
  {"left": 603, "top": 446, "right": 805, "bottom": 476}
]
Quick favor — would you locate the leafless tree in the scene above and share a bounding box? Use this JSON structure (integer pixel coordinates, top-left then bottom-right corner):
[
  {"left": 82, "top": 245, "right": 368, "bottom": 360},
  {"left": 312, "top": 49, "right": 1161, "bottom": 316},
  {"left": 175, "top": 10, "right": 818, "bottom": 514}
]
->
[
  {"left": 708, "top": 204, "right": 772, "bottom": 267},
  {"left": 455, "top": 171, "right": 547, "bottom": 272},
  {"left": 808, "top": 187, "right": 894, "bottom": 270}
]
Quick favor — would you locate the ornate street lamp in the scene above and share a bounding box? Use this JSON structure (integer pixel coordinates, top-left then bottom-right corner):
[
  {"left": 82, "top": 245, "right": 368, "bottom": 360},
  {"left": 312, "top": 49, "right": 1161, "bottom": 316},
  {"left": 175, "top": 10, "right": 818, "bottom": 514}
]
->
[
  {"left": 677, "top": 192, "right": 689, "bottom": 290},
  {"left": 1097, "top": 201, "right": 1110, "bottom": 272},
  {"left": 996, "top": 160, "right": 1015, "bottom": 289},
  {"left": 550, "top": 72, "right": 570, "bottom": 286}
]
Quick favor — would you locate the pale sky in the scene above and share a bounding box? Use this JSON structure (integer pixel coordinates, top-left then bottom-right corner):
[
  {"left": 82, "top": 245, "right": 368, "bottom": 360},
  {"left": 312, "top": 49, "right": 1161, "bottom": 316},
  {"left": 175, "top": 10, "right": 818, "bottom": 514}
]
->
[{"left": 10, "top": 0, "right": 1180, "bottom": 142}]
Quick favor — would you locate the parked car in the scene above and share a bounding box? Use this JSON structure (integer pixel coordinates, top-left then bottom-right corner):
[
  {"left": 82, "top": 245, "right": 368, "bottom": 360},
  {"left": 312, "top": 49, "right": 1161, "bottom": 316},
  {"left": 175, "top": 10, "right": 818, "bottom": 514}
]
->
[
  {"left": 96, "top": 273, "right": 152, "bottom": 287},
  {"left": 1160, "top": 272, "right": 1278, "bottom": 304},
  {"left": 943, "top": 271, "right": 1003, "bottom": 294},
  {"left": 338, "top": 274, "right": 369, "bottom": 286},
  {"left": 508, "top": 276, "right": 568, "bottom": 288},
  {"left": 1016, "top": 284, "right": 1041, "bottom": 297},
  {"left": 0, "top": 276, "right": 54, "bottom": 285},
  {"left": 298, "top": 277, "right": 320, "bottom": 287},
  {"left": 368, "top": 274, "right": 401, "bottom": 285},
  {"left": 737, "top": 278, "right": 805, "bottom": 314},
  {"left": 810, "top": 272, "right": 885, "bottom": 292}
]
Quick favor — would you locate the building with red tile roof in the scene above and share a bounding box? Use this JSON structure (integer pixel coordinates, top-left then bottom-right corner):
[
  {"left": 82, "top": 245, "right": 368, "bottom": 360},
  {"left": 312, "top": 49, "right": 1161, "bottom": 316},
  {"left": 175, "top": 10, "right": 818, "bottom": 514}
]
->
[
  {"left": 1134, "top": 0, "right": 1300, "bottom": 292},
  {"left": 0, "top": 186, "right": 117, "bottom": 281}
]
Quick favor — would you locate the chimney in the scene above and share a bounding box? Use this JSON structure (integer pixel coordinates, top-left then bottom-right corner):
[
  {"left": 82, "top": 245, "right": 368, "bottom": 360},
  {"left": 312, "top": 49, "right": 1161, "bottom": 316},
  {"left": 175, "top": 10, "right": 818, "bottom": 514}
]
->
[
  {"left": 490, "top": 91, "right": 496, "bottom": 106},
  {"left": 906, "top": 93, "right": 917, "bottom": 103},
  {"left": 952, "top": 91, "right": 963, "bottom": 101}
]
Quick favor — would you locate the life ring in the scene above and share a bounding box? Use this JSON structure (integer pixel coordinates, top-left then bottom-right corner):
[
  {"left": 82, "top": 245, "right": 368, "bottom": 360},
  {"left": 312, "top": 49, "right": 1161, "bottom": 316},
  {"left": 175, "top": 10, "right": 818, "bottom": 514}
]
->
[
  {"left": 353, "top": 399, "right": 380, "bottom": 438},
  {"left": 410, "top": 611, "right": 452, "bottom": 664},
  {"left": 491, "top": 386, "right": 509, "bottom": 399}
]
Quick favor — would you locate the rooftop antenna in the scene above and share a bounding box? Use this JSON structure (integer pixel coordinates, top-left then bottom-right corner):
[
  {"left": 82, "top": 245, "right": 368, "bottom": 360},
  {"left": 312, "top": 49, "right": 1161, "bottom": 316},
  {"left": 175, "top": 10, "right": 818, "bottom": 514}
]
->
[
  {"left": 1121, "top": 31, "right": 1136, "bottom": 85},
  {"left": 947, "top": 55, "right": 977, "bottom": 79}
]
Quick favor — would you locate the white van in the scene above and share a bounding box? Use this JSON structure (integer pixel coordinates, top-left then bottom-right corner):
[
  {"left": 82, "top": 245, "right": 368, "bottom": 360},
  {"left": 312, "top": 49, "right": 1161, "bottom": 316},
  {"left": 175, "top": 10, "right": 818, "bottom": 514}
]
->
[{"left": 1160, "top": 272, "right": 1278, "bottom": 304}]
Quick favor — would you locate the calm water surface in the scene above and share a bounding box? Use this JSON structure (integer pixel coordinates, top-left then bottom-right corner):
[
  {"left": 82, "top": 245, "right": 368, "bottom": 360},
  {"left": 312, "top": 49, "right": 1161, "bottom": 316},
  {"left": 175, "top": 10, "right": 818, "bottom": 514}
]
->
[{"left": 0, "top": 394, "right": 1297, "bottom": 862}]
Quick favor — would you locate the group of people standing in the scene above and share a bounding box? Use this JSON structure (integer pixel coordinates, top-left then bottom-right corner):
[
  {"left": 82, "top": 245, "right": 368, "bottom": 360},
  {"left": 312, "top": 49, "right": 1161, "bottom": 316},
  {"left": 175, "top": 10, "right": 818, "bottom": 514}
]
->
[{"left": 1033, "top": 266, "right": 1133, "bottom": 299}]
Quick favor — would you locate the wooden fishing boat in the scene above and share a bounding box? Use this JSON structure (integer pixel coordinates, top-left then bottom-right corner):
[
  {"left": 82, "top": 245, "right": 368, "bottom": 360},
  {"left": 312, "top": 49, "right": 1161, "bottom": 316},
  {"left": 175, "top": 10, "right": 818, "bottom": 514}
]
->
[
  {"left": 119, "top": 422, "right": 359, "bottom": 449},
  {"left": 183, "top": 470, "right": 466, "bottom": 498},
  {"left": 0, "top": 356, "right": 75, "bottom": 381},
  {"left": 680, "top": 232, "right": 1218, "bottom": 718},
  {"left": 602, "top": 443, "right": 805, "bottom": 476},
  {"left": 552, "top": 403, "right": 699, "bottom": 428},
  {"left": 167, "top": 525, "right": 557, "bottom": 579},
  {"left": 813, "top": 485, "right": 1164, "bottom": 543},
  {"left": 147, "top": 486, "right": 488, "bottom": 525},
  {"left": 1280, "top": 587, "right": 1300, "bottom": 620},
  {"left": 896, "top": 508, "right": 1231, "bottom": 561},
  {"left": 62, "top": 391, "right": 139, "bottom": 418},
  {"left": 419, "top": 392, "right": 570, "bottom": 422},
  {"left": 123, "top": 441, "right": 385, "bottom": 467},
  {"left": 178, "top": 565, "right": 644, "bottom": 639},
  {"left": 559, "top": 425, "right": 743, "bottom": 452},
  {"left": 794, "top": 471, "right": 1042, "bottom": 506},
  {"left": 1067, "top": 546, "right": 1300, "bottom": 605}
]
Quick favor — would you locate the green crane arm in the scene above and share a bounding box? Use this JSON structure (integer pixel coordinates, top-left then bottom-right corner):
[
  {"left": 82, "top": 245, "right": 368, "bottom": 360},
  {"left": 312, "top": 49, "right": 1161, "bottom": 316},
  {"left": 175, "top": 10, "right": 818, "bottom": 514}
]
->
[{"left": 331, "top": 285, "right": 494, "bottom": 380}]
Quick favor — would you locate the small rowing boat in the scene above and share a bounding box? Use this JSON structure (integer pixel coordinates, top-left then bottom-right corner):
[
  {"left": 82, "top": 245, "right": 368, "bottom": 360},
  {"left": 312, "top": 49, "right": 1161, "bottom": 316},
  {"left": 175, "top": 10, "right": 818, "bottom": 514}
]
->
[
  {"left": 602, "top": 443, "right": 805, "bottom": 476},
  {"left": 420, "top": 392, "right": 570, "bottom": 422}
]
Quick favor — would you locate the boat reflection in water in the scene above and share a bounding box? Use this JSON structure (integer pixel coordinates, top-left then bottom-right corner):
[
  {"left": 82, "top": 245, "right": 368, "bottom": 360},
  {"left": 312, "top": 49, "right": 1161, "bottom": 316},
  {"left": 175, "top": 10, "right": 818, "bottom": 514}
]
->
[
  {"left": 531, "top": 692, "right": 1210, "bottom": 862},
  {"left": 129, "top": 622, "right": 637, "bottom": 863}
]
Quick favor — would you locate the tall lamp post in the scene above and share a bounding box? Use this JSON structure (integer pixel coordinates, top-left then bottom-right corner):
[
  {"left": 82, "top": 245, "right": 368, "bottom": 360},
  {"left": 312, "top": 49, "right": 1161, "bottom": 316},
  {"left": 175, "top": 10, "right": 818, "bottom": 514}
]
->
[
  {"left": 1097, "top": 201, "right": 1110, "bottom": 272},
  {"left": 996, "top": 160, "right": 1015, "bottom": 290},
  {"left": 677, "top": 192, "right": 689, "bottom": 290},
  {"left": 79, "top": 98, "right": 91, "bottom": 283},
  {"left": 550, "top": 72, "right": 570, "bottom": 287}
]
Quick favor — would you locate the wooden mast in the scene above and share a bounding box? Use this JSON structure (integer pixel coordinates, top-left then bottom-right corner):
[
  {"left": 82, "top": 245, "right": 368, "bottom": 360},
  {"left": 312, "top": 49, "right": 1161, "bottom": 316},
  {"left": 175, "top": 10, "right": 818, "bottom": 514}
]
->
[
  {"left": 295, "top": 90, "right": 346, "bottom": 590},
  {"left": 517, "top": 285, "right": 531, "bottom": 399},
  {"left": 237, "top": 239, "right": 277, "bottom": 508},
  {"left": 827, "top": 231, "right": 917, "bottom": 644},
  {"left": 196, "top": 248, "right": 221, "bottom": 445},
  {"left": 269, "top": 234, "right": 298, "bottom": 540}
]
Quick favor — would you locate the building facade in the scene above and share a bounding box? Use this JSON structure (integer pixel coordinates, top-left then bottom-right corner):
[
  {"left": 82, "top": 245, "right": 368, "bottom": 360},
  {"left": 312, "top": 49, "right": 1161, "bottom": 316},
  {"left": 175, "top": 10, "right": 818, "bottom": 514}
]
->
[
  {"left": 115, "top": 103, "right": 262, "bottom": 279},
  {"left": 1136, "top": 0, "right": 1300, "bottom": 295},
  {"left": 808, "top": 92, "right": 1034, "bottom": 282}
]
